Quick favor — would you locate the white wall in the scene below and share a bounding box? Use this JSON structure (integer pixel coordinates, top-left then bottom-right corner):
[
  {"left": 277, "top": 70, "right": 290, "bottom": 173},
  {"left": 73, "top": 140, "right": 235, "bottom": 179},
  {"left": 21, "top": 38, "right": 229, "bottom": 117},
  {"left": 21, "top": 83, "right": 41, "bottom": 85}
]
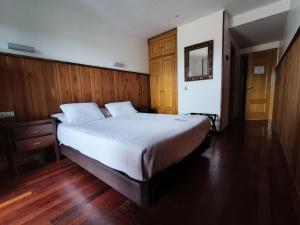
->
[
  {"left": 231, "top": 0, "right": 290, "bottom": 28},
  {"left": 280, "top": 0, "right": 300, "bottom": 55},
  {"left": 0, "top": 0, "right": 148, "bottom": 73},
  {"left": 221, "top": 11, "right": 236, "bottom": 130},
  {"left": 177, "top": 10, "right": 223, "bottom": 126}
]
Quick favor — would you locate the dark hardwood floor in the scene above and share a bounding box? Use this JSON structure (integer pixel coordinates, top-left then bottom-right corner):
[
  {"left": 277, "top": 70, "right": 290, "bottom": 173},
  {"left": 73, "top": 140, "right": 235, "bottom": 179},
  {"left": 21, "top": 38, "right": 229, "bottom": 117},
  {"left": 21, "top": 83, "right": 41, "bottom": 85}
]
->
[{"left": 0, "top": 121, "right": 300, "bottom": 225}]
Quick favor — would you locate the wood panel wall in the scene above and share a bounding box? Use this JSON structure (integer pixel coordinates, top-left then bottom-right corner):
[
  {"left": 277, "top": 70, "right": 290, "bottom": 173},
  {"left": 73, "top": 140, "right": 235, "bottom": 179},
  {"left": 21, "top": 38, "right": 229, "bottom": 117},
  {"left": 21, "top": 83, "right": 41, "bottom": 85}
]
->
[
  {"left": 273, "top": 30, "right": 300, "bottom": 192},
  {"left": 0, "top": 53, "right": 150, "bottom": 170}
]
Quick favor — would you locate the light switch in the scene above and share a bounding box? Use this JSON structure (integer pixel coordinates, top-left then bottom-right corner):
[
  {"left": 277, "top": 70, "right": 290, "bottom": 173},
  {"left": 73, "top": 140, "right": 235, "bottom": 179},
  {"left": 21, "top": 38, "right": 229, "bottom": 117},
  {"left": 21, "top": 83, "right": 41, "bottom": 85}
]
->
[{"left": 184, "top": 86, "right": 190, "bottom": 91}]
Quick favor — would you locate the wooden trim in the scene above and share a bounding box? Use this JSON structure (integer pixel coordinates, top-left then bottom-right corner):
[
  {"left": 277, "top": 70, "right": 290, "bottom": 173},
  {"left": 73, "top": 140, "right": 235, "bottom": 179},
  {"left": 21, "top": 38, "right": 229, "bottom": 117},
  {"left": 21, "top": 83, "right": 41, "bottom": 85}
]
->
[
  {"left": 0, "top": 52, "right": 149, "bottom": 76},
  {"left": 276, "top": 26, "right": 300, "bottom": 70},
  {"left": 174, "top": 31, "right": 178, "bottom": 113},
  {"left": 220, "top": 10, "right": 226, "bottom": 131}
]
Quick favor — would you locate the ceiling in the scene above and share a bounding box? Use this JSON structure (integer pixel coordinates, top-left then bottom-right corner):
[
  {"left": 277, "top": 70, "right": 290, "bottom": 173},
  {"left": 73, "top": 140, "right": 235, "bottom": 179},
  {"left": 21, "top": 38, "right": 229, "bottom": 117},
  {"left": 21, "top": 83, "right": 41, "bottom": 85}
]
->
[
  {"left": 230, "top": 12, "right": 288, "bottom": 48},
  {"left": 72, "top": 0, "right": 283, "bottom": 38}
]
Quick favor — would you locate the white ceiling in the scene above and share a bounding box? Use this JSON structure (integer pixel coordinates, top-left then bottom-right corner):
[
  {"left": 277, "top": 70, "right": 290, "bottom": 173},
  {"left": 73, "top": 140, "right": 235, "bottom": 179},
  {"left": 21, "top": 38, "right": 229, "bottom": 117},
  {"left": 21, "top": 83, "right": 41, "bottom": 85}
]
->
[
  {"left": 230, "top": 12, "right": 288, "bottom": 48},
  {"left": 72, "top": 0, "right": 283, "bottom": 38}
]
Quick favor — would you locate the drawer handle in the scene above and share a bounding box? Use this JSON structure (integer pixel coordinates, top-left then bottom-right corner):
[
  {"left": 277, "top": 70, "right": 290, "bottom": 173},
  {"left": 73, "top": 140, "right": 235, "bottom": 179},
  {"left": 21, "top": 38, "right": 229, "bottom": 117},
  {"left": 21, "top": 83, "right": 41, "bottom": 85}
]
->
[
  {"left": 31, "top": 130, "right": 39, "bottom": 134},
  {"left": 33, "top": 142, "right": 41, "bottom": 145}
]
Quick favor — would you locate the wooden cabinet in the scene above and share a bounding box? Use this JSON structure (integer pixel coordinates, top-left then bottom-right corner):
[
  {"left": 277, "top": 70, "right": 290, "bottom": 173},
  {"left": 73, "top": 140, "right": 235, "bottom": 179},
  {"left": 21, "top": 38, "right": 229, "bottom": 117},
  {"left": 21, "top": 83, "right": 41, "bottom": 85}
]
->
[
  {"left": 4, "top": 119, "right": 60, "bottom": 174},
  {"left": 150, "top": 58, "right": 162, "bottom": 111},
  {"left": 149, "top": 39, "right": 162, "bottom": 59},
  {"left": 161, "top": 36, "right": 175, "bottom": 56},
  {"left": 148, "top": 29, "right": 177, "bottom": 114}
]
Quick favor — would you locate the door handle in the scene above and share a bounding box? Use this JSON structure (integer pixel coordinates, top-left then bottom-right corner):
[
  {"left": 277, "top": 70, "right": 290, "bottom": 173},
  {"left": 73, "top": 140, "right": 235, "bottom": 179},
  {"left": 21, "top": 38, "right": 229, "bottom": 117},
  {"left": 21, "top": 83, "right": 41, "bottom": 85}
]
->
[{"left": 247, "top": 87, "right": 254, "bottom": 94}]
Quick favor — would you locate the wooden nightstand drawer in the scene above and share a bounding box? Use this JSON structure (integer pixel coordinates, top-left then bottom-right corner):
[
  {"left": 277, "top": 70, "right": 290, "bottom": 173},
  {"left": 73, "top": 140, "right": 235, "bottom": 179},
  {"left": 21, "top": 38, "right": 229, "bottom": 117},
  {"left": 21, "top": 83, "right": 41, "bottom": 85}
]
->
[
  {"left": 12, "top": 123, "right": 54, "bottom": 141},
  {"left": 15, "top": 135, "right": 55, "bottom": 152},
  {"left": 3, "top": 119, "right": 60, "bottom": 175}
]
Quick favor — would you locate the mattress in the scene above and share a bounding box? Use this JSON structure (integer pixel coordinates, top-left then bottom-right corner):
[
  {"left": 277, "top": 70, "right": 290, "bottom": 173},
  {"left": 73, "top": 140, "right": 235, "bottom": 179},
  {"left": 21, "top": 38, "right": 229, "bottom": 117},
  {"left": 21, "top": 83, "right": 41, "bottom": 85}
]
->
[{"left": 57, "top": 113, "right": 210, "bottom": 181}]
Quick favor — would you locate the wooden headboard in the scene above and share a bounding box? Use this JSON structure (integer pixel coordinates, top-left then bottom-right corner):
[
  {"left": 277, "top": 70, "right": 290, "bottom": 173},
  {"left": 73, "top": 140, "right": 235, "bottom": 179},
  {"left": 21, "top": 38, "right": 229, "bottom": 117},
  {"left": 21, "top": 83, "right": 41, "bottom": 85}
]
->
[
  {"left": 0, "top": 53, "right": 150, "bottom": 120},
  {"left": 0, "top": 52, "right": 150, "bottom": 170}
]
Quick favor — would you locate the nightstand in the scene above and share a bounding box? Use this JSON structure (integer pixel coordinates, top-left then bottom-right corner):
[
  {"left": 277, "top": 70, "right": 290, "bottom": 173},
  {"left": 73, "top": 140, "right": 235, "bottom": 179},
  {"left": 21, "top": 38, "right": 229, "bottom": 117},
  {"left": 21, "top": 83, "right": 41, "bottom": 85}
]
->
[{"left": 4, "top": 119, "right": 60, "bottom": 175}]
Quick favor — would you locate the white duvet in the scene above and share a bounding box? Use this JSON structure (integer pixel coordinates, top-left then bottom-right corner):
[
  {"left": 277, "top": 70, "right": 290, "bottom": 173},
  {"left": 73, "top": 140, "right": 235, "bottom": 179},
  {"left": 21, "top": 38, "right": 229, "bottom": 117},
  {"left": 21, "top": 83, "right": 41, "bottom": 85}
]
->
[{"left": 57, "top": 113, "right": 210, "bottom": 181}]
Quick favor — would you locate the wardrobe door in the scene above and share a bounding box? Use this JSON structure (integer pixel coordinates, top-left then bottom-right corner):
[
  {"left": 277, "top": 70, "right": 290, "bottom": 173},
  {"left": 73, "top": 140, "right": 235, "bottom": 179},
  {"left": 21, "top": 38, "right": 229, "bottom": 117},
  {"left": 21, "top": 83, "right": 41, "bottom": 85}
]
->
[
  {"left": 161, "top": 35, "right": 175, "bottom": 56},
  {"left": 148, "top": 29, "right": 177, "bottom": 114},
  {"left": 149, "top": 39, "right": 162, "bottom": 59},
  {"left": 161, "top": 55, "right": 177, "bottom": 114},
  {"left": 150, "top": 58, "right": 162, "bottom": 112}
]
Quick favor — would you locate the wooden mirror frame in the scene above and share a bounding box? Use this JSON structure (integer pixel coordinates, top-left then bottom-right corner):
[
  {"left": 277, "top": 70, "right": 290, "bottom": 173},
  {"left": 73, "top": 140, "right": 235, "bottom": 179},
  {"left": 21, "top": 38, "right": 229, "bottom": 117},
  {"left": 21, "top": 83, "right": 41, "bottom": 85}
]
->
[{"left": 184, "top": 40, "right": 213, "bottom": 81}]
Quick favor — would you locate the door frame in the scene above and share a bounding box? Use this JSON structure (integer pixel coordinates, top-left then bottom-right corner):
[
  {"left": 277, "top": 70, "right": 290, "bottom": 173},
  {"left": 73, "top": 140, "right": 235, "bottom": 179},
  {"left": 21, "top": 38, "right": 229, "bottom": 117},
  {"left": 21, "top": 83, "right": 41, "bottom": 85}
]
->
[{"left": 228, "top": 43, "right": 237, "bottom": 123}]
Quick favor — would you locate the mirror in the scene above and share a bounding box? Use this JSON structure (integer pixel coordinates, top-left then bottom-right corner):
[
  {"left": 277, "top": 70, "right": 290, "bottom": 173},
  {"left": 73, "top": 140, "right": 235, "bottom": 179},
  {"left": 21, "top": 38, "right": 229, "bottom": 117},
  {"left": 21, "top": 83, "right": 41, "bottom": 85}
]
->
[{"left": 185, "top": 40, "right": 213, "bottom": 81}]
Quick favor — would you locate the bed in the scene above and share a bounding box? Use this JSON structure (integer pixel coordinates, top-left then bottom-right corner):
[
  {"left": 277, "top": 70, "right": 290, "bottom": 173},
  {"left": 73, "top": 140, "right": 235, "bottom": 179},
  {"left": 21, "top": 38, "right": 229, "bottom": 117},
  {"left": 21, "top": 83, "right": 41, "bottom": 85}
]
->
[{"left": 56, "top": 112, "right": 211, "bottom": 207}]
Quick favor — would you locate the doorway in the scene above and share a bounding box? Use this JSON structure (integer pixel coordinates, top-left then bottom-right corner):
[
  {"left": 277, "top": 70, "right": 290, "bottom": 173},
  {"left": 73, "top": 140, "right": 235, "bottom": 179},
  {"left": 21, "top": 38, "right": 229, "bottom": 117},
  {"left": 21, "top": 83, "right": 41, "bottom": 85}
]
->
[{"left": 244, "top": 49, "right": 277, "bottom": 120}]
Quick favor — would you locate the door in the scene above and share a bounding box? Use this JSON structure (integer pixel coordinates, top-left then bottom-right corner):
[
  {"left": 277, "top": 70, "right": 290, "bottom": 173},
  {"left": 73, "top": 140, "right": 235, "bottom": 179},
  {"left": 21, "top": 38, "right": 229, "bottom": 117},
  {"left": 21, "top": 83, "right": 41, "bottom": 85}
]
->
[
  {"left": 150, "top": 58, "right": 162, "bottom": 112},
  {"left": 161, "top": 55, "right": 177, "bottom": 114},
  {"left": 245, "top": 49, "right": 277, "bottom": 120}
]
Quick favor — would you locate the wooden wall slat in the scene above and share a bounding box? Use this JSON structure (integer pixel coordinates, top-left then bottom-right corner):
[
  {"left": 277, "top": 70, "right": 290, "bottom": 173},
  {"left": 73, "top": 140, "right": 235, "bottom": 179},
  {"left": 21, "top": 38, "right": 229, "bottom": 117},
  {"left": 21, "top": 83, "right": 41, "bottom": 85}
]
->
[
  {"left": 80, "top": 67, "right": 92, "bottom": 102},
  {"left": 0, "top": 56, "right": 14, "bottom": 112},
  {"left": 56, "top": 63, "right": 72, "bottom": 104},
  {"left": 6, "top": 57, "right": 33, "bottom": 120},
  {"left": 123, "top": 73, "right": 129, "bottom": 101},
  {"left": 90, "top": 68, "right": 102, "bottom": 105},
  {"left": 129, "top": 74, "right": 139, "bottom": 106},
  {"left": 140, "top": 75, "right": 150, "bottom": 107},
  {"left": 273, "top": 33, "right": 300, "bottom": 192},
  {"left": 101, "top": 70, "right": 115, "bottom": 104},
  {"left": 136, "top": 75, "right": 143, "bottom": 107},
  {"left": 0, "top": 53, "right": 150, "bottom": 171},
  {"left": 42, "top": 62, "right": 60, "bottom": 115},
  {"left": 114, "top": 71, "right": 124, "bottom": 102},
  {"left": 125, "top": 73, "right": 131, "bottom": 100},
  {"left": 25, "top": 59, "right": 48, "bottom": 119},
  {"left": 69, "top": 65, "right": 83, "bottom": 103}
]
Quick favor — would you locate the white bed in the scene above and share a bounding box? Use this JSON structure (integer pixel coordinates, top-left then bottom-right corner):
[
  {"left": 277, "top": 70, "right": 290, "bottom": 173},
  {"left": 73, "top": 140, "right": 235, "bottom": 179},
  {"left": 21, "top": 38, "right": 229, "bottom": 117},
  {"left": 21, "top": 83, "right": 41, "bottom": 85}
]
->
[{"left": 57, "top": 113, "right": 210, "bottom": 181}]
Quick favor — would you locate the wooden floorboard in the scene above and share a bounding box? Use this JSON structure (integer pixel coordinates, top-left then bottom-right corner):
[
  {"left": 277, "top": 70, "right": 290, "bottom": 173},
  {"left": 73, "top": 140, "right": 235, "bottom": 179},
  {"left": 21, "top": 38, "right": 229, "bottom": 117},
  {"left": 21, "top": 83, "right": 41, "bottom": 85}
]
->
[{"left": 0, "top": 120, "right": 299, "bottom": 225}]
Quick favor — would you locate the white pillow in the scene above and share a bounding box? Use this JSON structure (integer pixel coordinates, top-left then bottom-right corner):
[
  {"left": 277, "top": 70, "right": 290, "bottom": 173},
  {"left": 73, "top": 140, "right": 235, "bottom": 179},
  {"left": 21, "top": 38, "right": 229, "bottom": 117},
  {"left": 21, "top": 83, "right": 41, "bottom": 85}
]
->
[
  {"left": 105, "top": 101, "right": 137, "bottom": 118},
  {"left": 51, "top": 113, "right": 69, "bottom": 123},
  {"left": 60, "top": 103, "right": 105, "bottom": 123}
]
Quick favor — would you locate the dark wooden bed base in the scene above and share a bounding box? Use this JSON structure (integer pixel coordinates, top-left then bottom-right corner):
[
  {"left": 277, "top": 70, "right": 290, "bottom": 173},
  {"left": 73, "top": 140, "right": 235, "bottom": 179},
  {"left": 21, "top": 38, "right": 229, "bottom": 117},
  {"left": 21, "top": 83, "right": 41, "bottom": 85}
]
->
[{"left": 59, "top": 135, "right": 211, "bottom": 208}]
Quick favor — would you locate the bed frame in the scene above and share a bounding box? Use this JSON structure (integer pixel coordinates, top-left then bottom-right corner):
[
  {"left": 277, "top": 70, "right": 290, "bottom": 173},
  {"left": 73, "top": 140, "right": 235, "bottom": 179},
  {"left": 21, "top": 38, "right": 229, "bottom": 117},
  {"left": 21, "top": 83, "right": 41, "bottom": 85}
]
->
[{"left": 59, "top": 135, "right": 211, "bottom": 208}]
